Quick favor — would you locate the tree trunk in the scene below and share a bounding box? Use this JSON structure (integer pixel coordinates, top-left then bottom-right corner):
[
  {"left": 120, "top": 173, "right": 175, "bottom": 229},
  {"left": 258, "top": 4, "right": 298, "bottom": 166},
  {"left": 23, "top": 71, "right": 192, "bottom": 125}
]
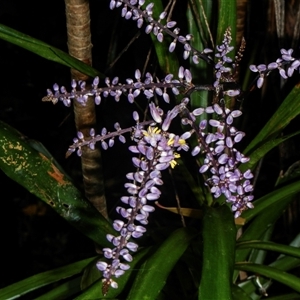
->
[{"left": 65, "top": 0, "right": 108, "bottom": 219}]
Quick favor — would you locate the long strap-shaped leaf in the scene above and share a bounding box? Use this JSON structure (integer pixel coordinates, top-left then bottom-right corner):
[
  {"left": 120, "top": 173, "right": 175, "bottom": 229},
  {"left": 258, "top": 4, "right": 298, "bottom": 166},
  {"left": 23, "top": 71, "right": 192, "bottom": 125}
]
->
[
  {"left": 0, "top": 120, "right": 115, "bottom": 247},
  {"left": 216, "top": 0, "right": 236, "bottom": 57},
  {"left": 244, "top": 84, "right": 300, "bottom": 156},
  {"left": 236, "top": 241, "right": 300, "bottom": 259},
  {"left": 0, "top": 23, "right": 103, "bottom": 78},
  {"left": 126, "top": 227, "right": 197, "bottom": 300},
  {"left": 34, "top": 276, "right": 82, "bottom": 300},
  {"left": 235, "top": 262, "right": 300, "bottom": 293},
  {"left": 0, "top": 257, "right": 95, "bottom": 300},
  {"left": 241, "top": 180, "right": 300, "bottom": 222},
  {"left": 236, "top": 234, "right": 300, "bottom": 296},
  {"left": 231, "top": 284, "right": 253, "bottom": 300},
  {"left": 199, "top": 205, "right": 236, "bottom": 300},
  {"left": 233, "top": 195, "right": 296, "bottom": 282},
  {"left": 76, "top": 247, "right": 153, "bottom": 299},
  {"left": 241, "top": 130, "right": 300, "bottom": 172},
  {"left": 187, "top": 0, "right": 213, "bottom": 111}
]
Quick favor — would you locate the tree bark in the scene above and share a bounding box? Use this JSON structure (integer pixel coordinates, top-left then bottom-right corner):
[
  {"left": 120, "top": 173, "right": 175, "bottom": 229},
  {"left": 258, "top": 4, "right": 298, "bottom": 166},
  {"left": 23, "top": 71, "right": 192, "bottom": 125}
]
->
[{"left": 65, "top": 0, "right": 108, "bottom": 219}]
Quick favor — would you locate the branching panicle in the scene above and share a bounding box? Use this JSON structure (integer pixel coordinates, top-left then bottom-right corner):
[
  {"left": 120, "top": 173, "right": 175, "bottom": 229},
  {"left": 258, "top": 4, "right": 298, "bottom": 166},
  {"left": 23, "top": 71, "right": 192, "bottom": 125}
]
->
[
  {"left": 42, "top": 67, "right": 194, "bottom": 106},
  {"left": 110, "top": 0, "right": 213, "bottom": 64},
  {"left": 250, "top": 48, "right": 300, "bottom": 88},
  {"left": 94, "top": 94, "right": 253, "bottom": 292},
  {"left": 180, "top": 103, "right": 254, "bottom": 218},
  {"left": 95, "top": 105, "right": 192, "bottom": 293},
  {"left": 65, "top": 119, "right": 153, "bottom": 158},
  {"left": 42, "top": 1, "right": 280, "bottom": 296}
]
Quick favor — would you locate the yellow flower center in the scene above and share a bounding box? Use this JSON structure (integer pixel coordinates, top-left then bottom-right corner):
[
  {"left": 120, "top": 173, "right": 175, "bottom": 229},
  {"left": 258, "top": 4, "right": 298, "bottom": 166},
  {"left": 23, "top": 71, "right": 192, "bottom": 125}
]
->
[
  {"left": 143, "top": 126, "right": 161, "bottom": 137},
  {"left": 170, "top": 152, "right": 180, "bottom": 168}
]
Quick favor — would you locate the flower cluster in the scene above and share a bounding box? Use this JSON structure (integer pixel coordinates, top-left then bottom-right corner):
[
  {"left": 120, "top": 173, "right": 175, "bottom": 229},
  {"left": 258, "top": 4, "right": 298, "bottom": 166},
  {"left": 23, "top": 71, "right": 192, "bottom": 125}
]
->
[
  {"left": 148, "top": 96, "right": 254, "bottom": 217},
  {"left": 95, "top": 93, "right": 253, "bottom": 293},
  {"left": 184, "top": 103, "right": 254, "bottom": 218},
  {"left": 42, "top": 68, "right": 194, "bottom": 107},
  {"left": 43, "top": 0, "right": 257, "bottom": 295},
  {"left": 109, "top": 0, "right": 213, "bottom": 64},
  {"left": 213, "top": 28, "right": 240, "bottom": 97},
  {"left": 96, "top": 107, "right": 191, "bottom": 294},
  {"left": 250, "top": 48, "right": 300, "bottom": 88},
  {"left": 66, "top": 119, "right": 153, "bottom": 158}
]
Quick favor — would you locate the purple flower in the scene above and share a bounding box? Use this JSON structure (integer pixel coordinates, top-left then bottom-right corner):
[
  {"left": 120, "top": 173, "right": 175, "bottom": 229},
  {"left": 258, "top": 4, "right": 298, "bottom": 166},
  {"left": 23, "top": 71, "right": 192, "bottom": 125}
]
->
[{"left": 96, "top": 104, "right": 194, "bottom": 293}]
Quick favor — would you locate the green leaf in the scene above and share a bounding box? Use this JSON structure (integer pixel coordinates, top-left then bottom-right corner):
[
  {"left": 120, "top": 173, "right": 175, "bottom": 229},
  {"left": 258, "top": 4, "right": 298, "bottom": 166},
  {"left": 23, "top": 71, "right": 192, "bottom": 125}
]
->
[
  {"left": 76, "top": 248, "right": 152, "bottom": 299},
  {"left": 0, "top": 257, "right": 95, "bottom": 300},
  {"left": 267, "top": 293, "right": 300, "bottom": 300},
  {"left": 238, "top": 233, "right": 300, "bottom": 296},
  {"left": 231, "top": 284, "right": 253, "bottom": 300},
  {"left": 235, "top": 263, "right": 300, "bottom": 293},
  {"left": 216, "top": 0, "right": 236, "bottom": 57},
  {"left": 236, "top": 241, "right": 300, "bottom": 259},
  {"left": 0, "top": 23, "right": 103, "bottom": 78},
  {"left": 34, "top": 276, "right": 82, "bottom": 300},
  {"left": 244, "top": 84, "right": 300, "bottom": 156},
  {"left": 187, "top": 0, "right": 212, "bottom": 111},
  {"left": 237, "top": 195, "right": 293, "bottom": 246},
  {"left": 127, "top": 227, "right": 197, "bottom": 300},
  {"left": 80, "top": 257, "right": 101, "bottom": 290},
  {"left": 241, "top": 180, "right": 300, "bottom": 223},
  {"left": 234, "top": 195, "right": 295, "bottom": 282},
  {"left": 270, "top": 253, "right": 300, "bottom": 272},
  {"left": 247, "top": 225, "right": 274, "bottom": 265},
  {"left": 241, "top": 131, "right": 300, "bottom": 172},
  {"left": 188, "top": 0, "right": 213, "bottom": 48},
  {"left": 0, "top": 120, "right": 115, "bottom": 247},
  {"left": 275, "top": 160, "right": 300, "bottom": 187},
  {"left": 199, "top": 205, "right": 236, "bottom": 300},
  {"left": 238, "top": 278, "right": 271, "bottom": 300},
  {"left": 268, "top": 232, "right": 300, "bottom": 271},
  {"left": 288, "top": 233, "right": 300, "bottom": 248},
  {"left": 74, "top": 280, "right": 104, "bottom": 300}
]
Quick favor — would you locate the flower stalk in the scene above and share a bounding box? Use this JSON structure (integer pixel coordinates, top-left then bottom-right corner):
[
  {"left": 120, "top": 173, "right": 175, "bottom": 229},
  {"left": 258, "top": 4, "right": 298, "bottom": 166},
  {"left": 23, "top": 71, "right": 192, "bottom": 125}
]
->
[{"left": 43, "top": 0, "right": 264, "bottom": 295}]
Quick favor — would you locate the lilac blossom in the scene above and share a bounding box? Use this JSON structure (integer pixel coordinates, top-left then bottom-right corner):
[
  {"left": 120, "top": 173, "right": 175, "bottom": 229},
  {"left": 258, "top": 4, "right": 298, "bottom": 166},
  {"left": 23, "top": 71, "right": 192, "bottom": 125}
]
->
[
  {"left": 43, "top": 67, "right": 195, "bottom": 107},
  {"left": 91, "top": 95, "right": 254, "bottom": 294},
  {"left": 97, "top": 108, "right": 191, "bottom": 294},
  {"left": 250, "top": 48, "right": 300, "bottom": 88},
  {"left": 181, "top": 102, "right": 254, "bottom": 218},
  {"left": 108, "top": 0, "right": 213, "bottom": 64},
  {"left": 41, "top": 0, "right": 300, "bottom": 296},
  {"left": 42, "top": 3, "right": 258, "bottom": 295}
]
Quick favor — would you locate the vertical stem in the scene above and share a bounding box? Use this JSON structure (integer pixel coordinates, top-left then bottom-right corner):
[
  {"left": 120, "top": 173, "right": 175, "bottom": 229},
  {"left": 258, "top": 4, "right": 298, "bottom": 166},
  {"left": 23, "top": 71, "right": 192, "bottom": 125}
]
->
[{"left": 65, "top": 0, "right": 108, "bottom": 219}]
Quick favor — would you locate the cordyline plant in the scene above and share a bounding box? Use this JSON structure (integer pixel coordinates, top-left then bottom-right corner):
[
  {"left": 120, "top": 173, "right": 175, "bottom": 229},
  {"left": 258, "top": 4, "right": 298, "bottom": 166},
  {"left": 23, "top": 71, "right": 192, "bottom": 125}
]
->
[{"left": 2, "top": 0, "right": 300, "bottom": 299}]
